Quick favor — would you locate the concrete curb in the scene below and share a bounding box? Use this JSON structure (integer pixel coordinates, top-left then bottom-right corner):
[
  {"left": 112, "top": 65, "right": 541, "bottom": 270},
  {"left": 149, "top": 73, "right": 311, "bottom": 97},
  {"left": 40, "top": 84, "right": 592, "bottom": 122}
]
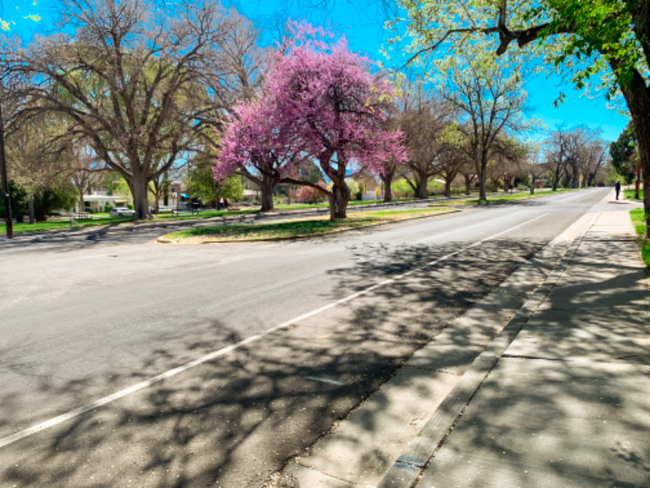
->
[
  {"left": 157, "top": 209, "right": 461, "bottom": 244},
  {"left": 376, "top": 213, "right": 600, "bottom": 488}
]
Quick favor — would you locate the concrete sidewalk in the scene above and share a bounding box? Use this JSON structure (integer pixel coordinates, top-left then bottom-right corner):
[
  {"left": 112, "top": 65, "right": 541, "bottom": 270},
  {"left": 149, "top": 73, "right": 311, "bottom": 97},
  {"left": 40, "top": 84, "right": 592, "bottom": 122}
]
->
[{"left": 380, "top": 210, "right": 650, "bottom": 488}]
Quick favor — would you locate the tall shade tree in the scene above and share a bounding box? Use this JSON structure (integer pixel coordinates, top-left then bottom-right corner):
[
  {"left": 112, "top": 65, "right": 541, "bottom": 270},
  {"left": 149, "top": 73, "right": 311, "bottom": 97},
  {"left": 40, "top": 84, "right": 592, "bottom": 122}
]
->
[
  {"left": 266, "top": 22, "right": 407, "bottom": 219},
  {"left": 434, "top": 125, "right": 468, "bottom": 197},
  {"left": 610, "top": 122, "right": 639, "bottom": 188},
  {"left": 392, "top": 0, "right": 650, "bottom": 234},
  {"left": 4, "top": 110, "right": 76, "bottom": 221},
  {"left": 398, "top": 89, "right": 452, "bottom": 199},
  {"left": 580, "top": 137, "right": 609, "bottom": 188},
  {"left": 4, "top": 0, "right": 256, "bottom": 219},
  {"left": 545, "top": 126, "right": 600, "bottom": 190},
  {"left": 439, "top": 54, "right": 530, "bottom": 200},
  {"left": 488, "top": 137, "right": 528, "bottom": 191}
]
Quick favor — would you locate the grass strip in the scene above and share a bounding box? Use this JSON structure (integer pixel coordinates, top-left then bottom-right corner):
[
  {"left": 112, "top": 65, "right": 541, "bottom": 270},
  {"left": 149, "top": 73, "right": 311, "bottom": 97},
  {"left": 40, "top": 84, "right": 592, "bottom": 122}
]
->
[
  {"left": 624, "top": 189, "right": 644, "bottom": 200},
  {"left": 162, "top": 208, "right": 452, "bottom": 243},
  {"left": 0, "top": 216, "right": 134, "bottom": 234},
  {"left": 630, "top": 208, "right": 650, "bottom": 269},
  {"left": 152, "top": 208, "right": 257, "bottom": 220}
]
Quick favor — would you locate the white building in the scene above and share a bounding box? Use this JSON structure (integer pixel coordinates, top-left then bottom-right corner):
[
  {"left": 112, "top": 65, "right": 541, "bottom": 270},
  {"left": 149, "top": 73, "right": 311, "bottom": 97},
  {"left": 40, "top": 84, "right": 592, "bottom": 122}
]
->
[{"left": 75, "top": 191, "right": 128, "bottom": 213}]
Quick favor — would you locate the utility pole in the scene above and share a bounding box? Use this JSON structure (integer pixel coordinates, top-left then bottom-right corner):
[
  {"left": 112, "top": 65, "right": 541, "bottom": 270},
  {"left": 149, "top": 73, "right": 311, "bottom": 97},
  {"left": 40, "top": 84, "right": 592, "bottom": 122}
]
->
[{"left": 0, "top": 101, "right": 14, "bottom": 239}]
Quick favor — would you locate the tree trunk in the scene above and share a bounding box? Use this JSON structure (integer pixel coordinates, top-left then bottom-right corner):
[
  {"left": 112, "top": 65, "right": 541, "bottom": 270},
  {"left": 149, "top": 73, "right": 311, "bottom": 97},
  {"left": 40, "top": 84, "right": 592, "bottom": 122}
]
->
[
  {"left": 154, "top": 183, "right": 160, "bottom": 214},
  {"left": 444, "top": 176, "right": 452, "bottom": 198},
  {"left": 551, "top": 169, "right": 560, "bottom": 191},
  {"left": 163, "top": 171, "right": 169, "bottom": 206},
  {"left": 463, "top": 173, "right": 472, "bottom": 195},
  {"left": 635, "top": 157, "right": 641, "bottom": 200},
  {"left": 130, "top": 172, "right": 151, "bottom": 220},
  {"left": 416, "top": 171, "right": 428, "bottom": 199},
  {"left": 0, "top": 102, "right": 14, "bottom": 239},
  {"left": 478, "top": 160, "right": 488, "bottom": 201},
  {"left": 79, "top": 189, "right": 85, "bottom": 213},
  {"left": 587, "top": 173, "right": 595, "bottom": 187},
  {"left": 383, "top": 172, "right": 394, "bottom": 202},
  {"left": 259, "top": 174, "right": 277, "bottom": 212},
  {"left": 28, "top": 195, "right": 35, "bottom": 224},
  {"left": 328, "top": 180, "right": 350, "bottom": 220},
  {"left": 620, "top": 76, "right": 650, "bottom": 236}
]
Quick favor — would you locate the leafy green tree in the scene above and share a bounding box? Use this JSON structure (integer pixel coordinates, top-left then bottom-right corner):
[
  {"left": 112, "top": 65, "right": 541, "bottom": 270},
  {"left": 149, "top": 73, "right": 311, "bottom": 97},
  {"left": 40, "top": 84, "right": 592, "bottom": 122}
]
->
[
  {"left": 610, "top": 122, "right": 637, "bottom": 184},
  {"left": 33, "top": 184, "right": 77, "bottom": 221},
  {"left": 391, "top": 178, "right": 416, "bottom": 198},
  {"left": 0, "top": 180, "right": 27, "bottom": 218},
  {"left": 391, "top": 0, "right": 650, "bottom": 234},
  {"left": 191, "top": 166, "right": 243, "bottom": 207},
  {"left": 438, "top": 53, "right": 531, "bottom": 200},
  {"left": 7, "top": 0, "right": 260, "bottom": 220},
  {"left": 2, "top": 180, "right": 78, "bottom": 221}
]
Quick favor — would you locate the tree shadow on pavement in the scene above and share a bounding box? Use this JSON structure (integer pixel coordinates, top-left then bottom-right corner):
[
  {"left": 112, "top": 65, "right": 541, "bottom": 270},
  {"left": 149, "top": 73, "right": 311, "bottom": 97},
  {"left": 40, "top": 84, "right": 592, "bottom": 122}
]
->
[
  {"left": 413, "top": 239, "right": 650, "bottom": 488},
  {"left": 0, "top": 237, "right": 556, "bottom": 488}
]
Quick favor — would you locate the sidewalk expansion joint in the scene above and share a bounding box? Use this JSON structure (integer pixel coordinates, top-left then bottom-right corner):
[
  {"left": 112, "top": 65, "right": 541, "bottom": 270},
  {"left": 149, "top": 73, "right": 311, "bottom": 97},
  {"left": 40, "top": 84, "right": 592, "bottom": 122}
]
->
[
  {"left": 403, "top": 364, "right": 465, "bottom": 376},
  {"left": 501, "top": 354, "right": 564, "bottom": 361},
  {"left": 291, "top": 459, "right": 363, "bottom": 486}
]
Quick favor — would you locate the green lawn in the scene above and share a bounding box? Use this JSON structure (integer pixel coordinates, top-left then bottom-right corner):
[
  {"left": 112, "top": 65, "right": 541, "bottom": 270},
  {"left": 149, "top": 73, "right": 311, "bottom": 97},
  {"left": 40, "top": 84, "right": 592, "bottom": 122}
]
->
[
  {"left": 162, "top": 207, "right": 453, "bottom": 243},
  {"left": 630, "top": 208, "right": 649, "bottom": 269},
  {"left": 153, "top": 208, "right": 257, "bottom": 220},
  {"left": 624, "top": 188, "right": 644, "bottom": 200},
  {"left": 0, "top": 216, "right": 134, "bottom": 234}
]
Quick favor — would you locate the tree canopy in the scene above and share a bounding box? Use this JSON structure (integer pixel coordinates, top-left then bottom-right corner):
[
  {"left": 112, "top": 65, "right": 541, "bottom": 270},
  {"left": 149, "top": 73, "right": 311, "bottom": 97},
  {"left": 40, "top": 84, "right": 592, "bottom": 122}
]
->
[
  {"left": 217, "top": 21, "right": 407, "bottom": 219},
  {"left": 390, "top": 0, "right": 650, "bottom": 233},
  {"left": 3, "top": 0, "right": 261, "bottom": 220}
]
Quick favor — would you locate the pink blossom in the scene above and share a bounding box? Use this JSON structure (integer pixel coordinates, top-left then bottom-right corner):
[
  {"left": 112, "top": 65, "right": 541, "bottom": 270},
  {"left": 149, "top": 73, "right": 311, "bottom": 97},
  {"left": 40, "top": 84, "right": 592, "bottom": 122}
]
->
[{"left": 216, "top": 21, "right": 407, "bottom": 217}]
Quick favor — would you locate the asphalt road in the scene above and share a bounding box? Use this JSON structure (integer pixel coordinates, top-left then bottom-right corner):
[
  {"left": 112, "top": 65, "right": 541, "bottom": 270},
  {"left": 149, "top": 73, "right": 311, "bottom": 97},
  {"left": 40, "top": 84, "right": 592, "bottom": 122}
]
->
[{"left": 0, "top": 188, "right": 613, "bottom": 487}]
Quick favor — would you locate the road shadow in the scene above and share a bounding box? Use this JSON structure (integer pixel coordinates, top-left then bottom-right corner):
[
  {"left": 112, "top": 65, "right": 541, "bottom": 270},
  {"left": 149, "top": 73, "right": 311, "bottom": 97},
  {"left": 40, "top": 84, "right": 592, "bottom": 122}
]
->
[
  {"left": 0, "top": 237, "right": 555, "bottom": 487},
  {"left": 413, "top": 239, "right": 650, "bottom": 488}
]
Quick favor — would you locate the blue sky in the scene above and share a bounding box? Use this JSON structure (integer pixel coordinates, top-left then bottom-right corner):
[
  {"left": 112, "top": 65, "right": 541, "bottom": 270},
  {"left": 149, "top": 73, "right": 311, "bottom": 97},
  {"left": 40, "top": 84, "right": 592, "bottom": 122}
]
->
[
  {"left": 3, "top": 0, "right": 630, "bottom": 141},
  {"left": 239, "top": 0, "right": 630, "bottom": 141}
]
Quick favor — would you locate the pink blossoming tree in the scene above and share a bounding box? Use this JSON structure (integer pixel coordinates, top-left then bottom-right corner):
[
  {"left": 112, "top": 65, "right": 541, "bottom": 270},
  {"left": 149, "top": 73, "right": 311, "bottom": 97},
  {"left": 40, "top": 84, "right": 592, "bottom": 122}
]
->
[
  {"left": 216, "top": 96, "right": 305, "bottom": 212},
  {"left": 216, "top": 21, "right": 407, "bottom": 219}
]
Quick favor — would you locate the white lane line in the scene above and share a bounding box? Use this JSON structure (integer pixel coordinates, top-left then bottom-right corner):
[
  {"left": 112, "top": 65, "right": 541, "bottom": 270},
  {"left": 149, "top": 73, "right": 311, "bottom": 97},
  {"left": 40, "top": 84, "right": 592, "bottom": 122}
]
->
[
  {"left": 306, "top": 377, "right": 348, "bottom": 386},
  {"left": 414, "top": 209, "right": 529, "bottom": 245},
  {"left": 480, "top": 213, "right": 549, "bottom": 242},
  {"left": 0, "top": 212, "right": 551, "bottom": 450},
  {"left": 573, "top": 191, "right": 599, "bottom": 202}
]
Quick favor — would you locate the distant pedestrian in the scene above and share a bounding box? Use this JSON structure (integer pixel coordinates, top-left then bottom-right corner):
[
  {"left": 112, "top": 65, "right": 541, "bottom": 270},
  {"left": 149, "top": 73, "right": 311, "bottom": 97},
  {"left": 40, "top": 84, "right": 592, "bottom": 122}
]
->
[{"left": 615, "top": 180, "right": 621, "bottom": 200}]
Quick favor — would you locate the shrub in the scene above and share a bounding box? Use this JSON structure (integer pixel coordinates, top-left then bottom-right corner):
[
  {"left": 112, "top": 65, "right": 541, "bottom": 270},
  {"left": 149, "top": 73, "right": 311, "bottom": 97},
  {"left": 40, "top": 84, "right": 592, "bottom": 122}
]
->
[
  {"left": 127, "top": 203, "right": 134, "bottom": 210},
  {"left": 105, "top": 204, "right": 113, "bottom": 213},
  {"left": 296, "top": 184, "right": 327, "bottom": 203},
  {"left": 392, "top": 179, "right": 415, "bottom": 198}
]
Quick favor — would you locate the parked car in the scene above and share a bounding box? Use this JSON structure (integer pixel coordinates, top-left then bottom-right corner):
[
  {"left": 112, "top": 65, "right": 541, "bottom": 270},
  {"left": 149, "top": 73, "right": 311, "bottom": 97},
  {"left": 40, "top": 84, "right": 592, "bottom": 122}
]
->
[{"left": 110, "top": 207, "right": 136, "bottom": 217}]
